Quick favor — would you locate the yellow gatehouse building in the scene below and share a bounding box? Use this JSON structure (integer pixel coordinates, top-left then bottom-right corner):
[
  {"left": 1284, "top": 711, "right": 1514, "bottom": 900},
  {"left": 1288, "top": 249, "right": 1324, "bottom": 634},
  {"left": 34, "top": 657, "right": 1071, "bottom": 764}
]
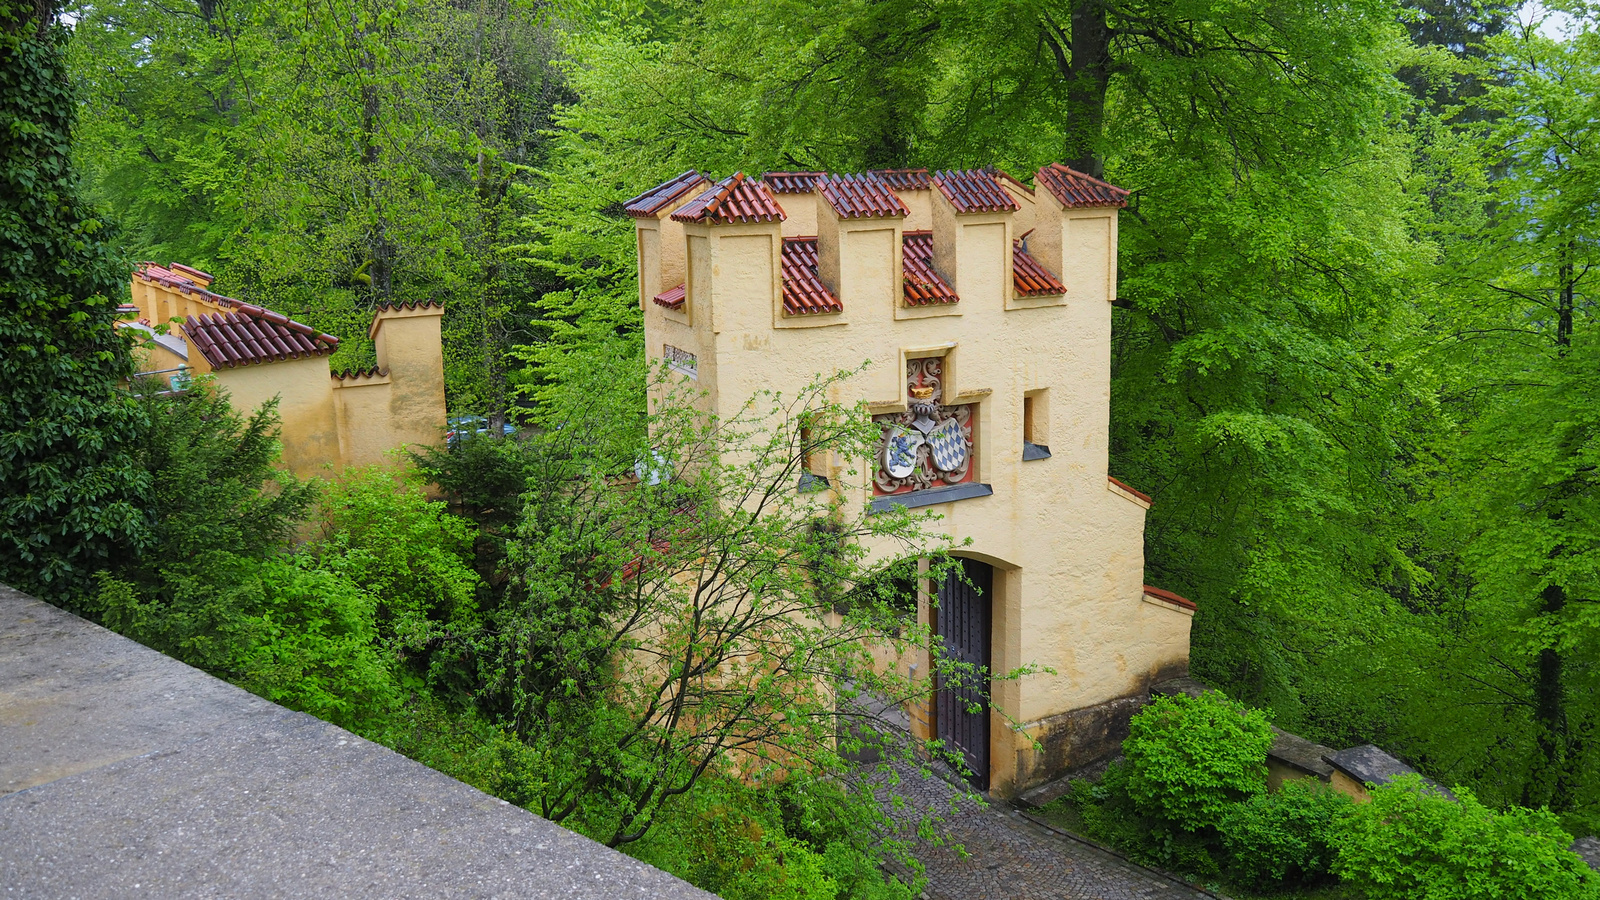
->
[{"left": 628, "top": 165, "right": 1194, "bottom": 797}]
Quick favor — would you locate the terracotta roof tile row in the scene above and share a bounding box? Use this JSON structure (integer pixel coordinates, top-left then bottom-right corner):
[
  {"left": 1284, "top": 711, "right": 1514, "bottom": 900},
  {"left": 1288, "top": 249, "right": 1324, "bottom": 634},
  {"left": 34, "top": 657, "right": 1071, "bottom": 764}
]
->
[
  {"left": 1144, "top": 585, "right": 1196, "bottom": 611},
  {"left": 624, "top": 171, "right": 705, "bottom": 218},
  {"left": 333, "top": 367, "right": 388, "bottom": 380},
  {"left": 932, "top": 170, "right": 1020, "bottom": 214},
  {"left": 653, "top": 283, "right": 686, "bottom": 310},
  {"left": 1035, "top": 163, "right": 1129, "bottom": 209},
  {"left": 816, "top": 173, "right": 909, "bottom": 219},
  {"left": 135, "top": 263, "right": 210, "bottom": 295},
  {"left": 374, "top": 299, "right": 444, "bottom": 312},
  {"left": 183, "top": 309, "right": 338, "bottom": 369},
  {"left": 1109, "top": 476, "right": 1153, "bottom": 505},
  {"left": 671, "top": 173, "right": 787, "bottom": 225},
  {"left": 169, "top": 263, "right": 214, "bottom": 284},
  {"left": 900, "top": 231, "right": 959, "bottom": 305},
  {"left": 780, "top": 238, "right": 842, "bottom": 315},
  {"left": 872, "top": 168, "right": 932, "bottom": 191},
  {"left": 762, "top": 172, "right": 823, "bottom": 194},
  {"left": 1013, "top": 240, "right": 1067, "bottom": 296}
]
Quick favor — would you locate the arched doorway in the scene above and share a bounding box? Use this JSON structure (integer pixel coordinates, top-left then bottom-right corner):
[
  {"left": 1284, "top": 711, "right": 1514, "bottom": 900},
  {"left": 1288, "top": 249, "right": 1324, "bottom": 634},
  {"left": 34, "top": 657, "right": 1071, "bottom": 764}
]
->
[{"left": 936, "top": 557, "right": 992, "bottom": 789}]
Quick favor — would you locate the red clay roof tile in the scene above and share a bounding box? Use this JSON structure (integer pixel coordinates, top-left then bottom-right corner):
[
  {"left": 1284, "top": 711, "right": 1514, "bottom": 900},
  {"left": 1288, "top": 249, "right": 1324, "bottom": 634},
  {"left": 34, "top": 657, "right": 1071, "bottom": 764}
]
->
[
  {"left": 1035, "top": 164, "right": 1129, "bottom": 209},
  {"left": 932, "top": 169, "right": 1020, "bottom": 213},
  {"left": 625, "top": 171, "right": 706, "bottom": 218},
  {"left": 374, "top": 300, "right": 444, "bottom": 312},
  {"left": 332, "top": 367, "right": 388, "bottom": 380},
  {"left": 901, "top": 231, "right": 959, "bottom": 305},
  {"left": 1013, "top": 239, "right": 1066, "bottom": 296},
  {"left": 781, "top": 238, "right": 842, "bottom": 315},
  {"left": 1143, "top": 585, "right": 1196, "bottom": 610},
  {"left": 816, "top": 173, "right": 909, "bottom": 219},
  {"left": 1109, "top": 476, "right": 1152, "bottom": 505},
  {"left": 872, "top": 169, "right": 931, "bottom": 191},
  {"left": 653, "top": 283, "right": 686, "bottom": 310},
  {"left": 762, "top": 172, "right": 824, "bottom": 193},
  {"left": 671, "top": 173, "right": 787, "bottom": 225},
  {"left": 181, "top": 302, "right": 339, "bottom": 369}
]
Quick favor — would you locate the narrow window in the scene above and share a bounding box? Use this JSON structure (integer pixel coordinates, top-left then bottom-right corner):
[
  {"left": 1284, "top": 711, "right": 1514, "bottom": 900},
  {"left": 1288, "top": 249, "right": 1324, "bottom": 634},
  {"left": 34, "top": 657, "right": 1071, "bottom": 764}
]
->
[{"left": 1023, "top": 390, "right": 1051, "bottom": 461}]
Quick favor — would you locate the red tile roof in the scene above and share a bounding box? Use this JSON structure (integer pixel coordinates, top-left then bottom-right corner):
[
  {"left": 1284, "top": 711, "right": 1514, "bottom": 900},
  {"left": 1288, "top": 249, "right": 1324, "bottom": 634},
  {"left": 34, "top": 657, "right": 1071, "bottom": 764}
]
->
[
  {"left": 901, "top": 231, "right": 959, "bottom": 305},
  {"left": 1143, "top": 585, "right": 1196, "bottom": 611},
  {"left": 169, "top": 263, "right": 214, "bottom": 284},
  {"left": 671, "top": 173, "right": 787, "bottom": 224},
  {"left": 182, "top": 303, "right": 340, "bottom": 369},
  {"left": 816, "top": 173, "right": 909, "bottom": 219},
  {"left": 135, "top": 263, "right": 211, "bottom": 295},
  {"left": 1035, "top": 163, "right": 1129, "bottom": 209},
  {"left": 762, "top": 172, "right": 824, "bottom": 193},
  {"left": 932, "top": 169, "right": 1019, "bottom": 213},
  {"left": 1013, "top": 239, "right": 1066, "bottom": 296},
  {"left": 624, "top": 171, "right": 706, "bottom": 218},
  {"left": 872, "top": 169, "right": 932, "bottom": 191},
  {"left": 653, "top": 283, "right": 686, "bottom": 310},
  {"left": 781, "top": 238, "right": 842, "bottom": 315}
]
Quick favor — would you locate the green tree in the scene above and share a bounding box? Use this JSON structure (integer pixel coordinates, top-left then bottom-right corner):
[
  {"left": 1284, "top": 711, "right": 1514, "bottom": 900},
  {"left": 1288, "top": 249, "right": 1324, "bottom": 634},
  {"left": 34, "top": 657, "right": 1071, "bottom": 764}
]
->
[{"left": 0, "top": 0, "right": 148, "bottom": 598}]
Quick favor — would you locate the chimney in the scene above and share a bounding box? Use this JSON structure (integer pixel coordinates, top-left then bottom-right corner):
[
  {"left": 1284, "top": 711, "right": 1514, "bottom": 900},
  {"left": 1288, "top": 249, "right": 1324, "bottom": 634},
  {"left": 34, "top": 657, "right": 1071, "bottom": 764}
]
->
[
  {"left": 929, "top": 170, "right": 1019, "bottom": 306},
  {"left": 815, "top": 173, "right": 907, "bottom": 317},
  {"left": 1031, "top": 164, "right": 1130, "bottom": 305},
  {"left": 625, "top": 171, "right": 710, "bottom": 311},
  {"left": 763, "top": 172, "right": 823, "bottom": 237},
  {"left": 666, "top": 173, "right": 787, "bottom": 331}
]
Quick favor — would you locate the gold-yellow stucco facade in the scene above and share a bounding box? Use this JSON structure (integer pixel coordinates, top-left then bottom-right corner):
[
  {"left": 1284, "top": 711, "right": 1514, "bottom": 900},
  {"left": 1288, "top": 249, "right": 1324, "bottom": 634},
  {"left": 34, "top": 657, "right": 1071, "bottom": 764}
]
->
[
  {"left": 636, "top": 171, "right": 1194, "bottom": 797},
  {"left": 124, "top": 269, "right": 447, "bottom": 478}
]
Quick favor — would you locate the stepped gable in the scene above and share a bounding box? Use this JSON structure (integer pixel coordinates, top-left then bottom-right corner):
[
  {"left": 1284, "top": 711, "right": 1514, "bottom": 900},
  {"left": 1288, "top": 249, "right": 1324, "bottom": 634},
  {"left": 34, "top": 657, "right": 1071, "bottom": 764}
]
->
[
  {"left": 670, "top": 173, "right": 786, "bottom": 224},
  {"left": 900, "top": 231, "right": 958, "bottom": 305},
  {"left": 1035, "top": 163, "right": 1129, "bottom": 209},
  {"left": 762, "top": 172, "right": 823, "bottom": 194},
  {"left": 871, "top": 168, "right": 932, "bottom": 191},
  {"left": 653, "top": 283, "right": 686, "bottom": 310},
  {"left": 780, "top": 238, "right": 842, "bottom": 315},
  {"left": 1013, "top": 235, "right": 1066, "bottom": 296},
  {"left": 182, "top": 301, "right": 339, "bottom": 369},
  {"left": 816, "top": 173, "right": 909, "bottom": 219},
  {"left": 932, "top": 169, "right": 1019, "bottom": 213},
  {"left": 624, "top": 171, "right": 705, "bottom": 218}
]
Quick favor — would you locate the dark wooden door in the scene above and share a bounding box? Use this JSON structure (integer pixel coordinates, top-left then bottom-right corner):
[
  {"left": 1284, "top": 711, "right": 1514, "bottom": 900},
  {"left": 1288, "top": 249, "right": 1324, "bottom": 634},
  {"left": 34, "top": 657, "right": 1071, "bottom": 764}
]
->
[{"left": 936, "top": 558, "right": 992, "bottom": 789}]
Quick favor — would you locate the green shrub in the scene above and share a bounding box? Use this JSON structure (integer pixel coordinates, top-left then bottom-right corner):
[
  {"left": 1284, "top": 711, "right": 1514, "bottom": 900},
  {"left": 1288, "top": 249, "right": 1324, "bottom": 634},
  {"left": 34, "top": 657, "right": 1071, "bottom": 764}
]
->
[
  {"left": 1123, "top": 690, "right": 1274, "bottom": 832},
  {"left": 1065, "top": 765, "right": 1223, "bottom": 876},
  {"left": 1333, "top": 774, "right": 1600, "bottom": 900},
  {"left": 1219, "top": 777, "right": 1352, "bottom": 888},
  {"left": 313, "top": 466, "right": 481, "bottom": 646}
]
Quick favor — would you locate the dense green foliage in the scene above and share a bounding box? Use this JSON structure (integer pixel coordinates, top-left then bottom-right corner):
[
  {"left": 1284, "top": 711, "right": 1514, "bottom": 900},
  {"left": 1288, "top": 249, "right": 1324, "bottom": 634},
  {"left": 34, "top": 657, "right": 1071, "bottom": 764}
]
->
[
  {"left": 1219, "top": 779, "right": 1352, "bottom": 889},
  {"left": 0, "top": 2, "right": 146, "bottom": 597},
  {"left": 1333, "top": 776, "right": 1600, "bottom": 900},
  {"left": 1123, "top": 691, "right": 1275, "bottom": 832}
]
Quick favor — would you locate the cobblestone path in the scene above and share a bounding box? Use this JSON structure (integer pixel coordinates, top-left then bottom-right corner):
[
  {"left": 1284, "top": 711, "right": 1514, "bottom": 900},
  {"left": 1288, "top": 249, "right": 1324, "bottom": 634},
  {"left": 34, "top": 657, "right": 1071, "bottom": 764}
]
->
[{"left": 875, "top": 764, "right": 1219, "bottom": 900}]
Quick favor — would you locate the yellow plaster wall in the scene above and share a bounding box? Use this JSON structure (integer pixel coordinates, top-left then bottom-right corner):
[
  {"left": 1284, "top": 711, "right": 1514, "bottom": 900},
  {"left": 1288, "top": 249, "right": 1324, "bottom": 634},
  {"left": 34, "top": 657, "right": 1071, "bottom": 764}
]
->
[
  {"left": 779, "top": 191, "right": 818, "bottom": 238},
  {"left": 639, "top": 174, "right": 1191, "bottom": 796},
  {"left": 214, "top": 356, "right": 342, "bottom": 479},
  {"left": 367, "top": 306, "right": 449, "bottom": 456}
]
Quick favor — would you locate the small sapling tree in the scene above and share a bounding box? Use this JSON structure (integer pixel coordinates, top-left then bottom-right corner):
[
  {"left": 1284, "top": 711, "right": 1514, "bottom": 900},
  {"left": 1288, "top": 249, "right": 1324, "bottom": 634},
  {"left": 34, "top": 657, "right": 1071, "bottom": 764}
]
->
[{"left": 470, "top": 342, "right": 1016, "bottom": 850}]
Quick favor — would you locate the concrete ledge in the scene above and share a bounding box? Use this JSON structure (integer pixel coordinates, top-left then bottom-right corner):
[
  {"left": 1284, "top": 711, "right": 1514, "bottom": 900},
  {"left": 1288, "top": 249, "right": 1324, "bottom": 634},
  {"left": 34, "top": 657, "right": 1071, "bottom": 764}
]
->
[
  {"left": 869, "top": 482, "right": 993, "bottom": 513},
  {"left": 0, "top": 584, "right": 711, "bottom": 899}
]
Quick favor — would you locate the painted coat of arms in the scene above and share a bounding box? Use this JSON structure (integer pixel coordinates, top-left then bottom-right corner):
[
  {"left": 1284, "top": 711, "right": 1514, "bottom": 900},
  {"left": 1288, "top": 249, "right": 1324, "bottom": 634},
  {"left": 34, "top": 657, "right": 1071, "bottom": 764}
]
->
[{"left": 874, "top": 358, "right": 975, "bottom": 495}]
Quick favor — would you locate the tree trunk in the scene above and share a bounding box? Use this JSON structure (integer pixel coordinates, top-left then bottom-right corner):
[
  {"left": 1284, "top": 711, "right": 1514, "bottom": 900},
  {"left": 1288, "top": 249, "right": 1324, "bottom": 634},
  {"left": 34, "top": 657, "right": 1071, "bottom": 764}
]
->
[{"left": 1066, "top": 0, "right": 1111, "bottom": 177}]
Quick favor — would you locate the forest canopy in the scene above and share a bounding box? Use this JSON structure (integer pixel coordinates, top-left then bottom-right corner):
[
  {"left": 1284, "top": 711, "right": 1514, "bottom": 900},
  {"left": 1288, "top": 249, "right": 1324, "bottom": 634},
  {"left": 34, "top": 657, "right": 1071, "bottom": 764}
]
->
[{"left": 55, "top": 0, "right": 1600, "bottom": 839}]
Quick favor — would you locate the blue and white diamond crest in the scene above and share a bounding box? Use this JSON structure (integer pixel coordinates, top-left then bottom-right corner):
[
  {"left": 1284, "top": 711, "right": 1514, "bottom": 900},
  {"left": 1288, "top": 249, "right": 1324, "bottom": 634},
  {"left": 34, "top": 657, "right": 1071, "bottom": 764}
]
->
[{"left": 928, "top": 418, "right": 967, "bottom": 472}]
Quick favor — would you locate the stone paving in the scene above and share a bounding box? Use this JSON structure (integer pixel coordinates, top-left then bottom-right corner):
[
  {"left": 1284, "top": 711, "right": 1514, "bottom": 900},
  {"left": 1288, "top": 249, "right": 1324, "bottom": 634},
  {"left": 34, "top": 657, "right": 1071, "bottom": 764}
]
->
[{"left": 873, "top": 762, "right": 1221, "bottom": 900}]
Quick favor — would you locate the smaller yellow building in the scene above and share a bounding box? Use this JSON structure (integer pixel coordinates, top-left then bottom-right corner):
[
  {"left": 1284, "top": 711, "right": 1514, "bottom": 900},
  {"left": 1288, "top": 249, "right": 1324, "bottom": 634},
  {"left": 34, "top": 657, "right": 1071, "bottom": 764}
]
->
[{"left": 121, "top": 263, "right": 447, "bottom": 478}]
